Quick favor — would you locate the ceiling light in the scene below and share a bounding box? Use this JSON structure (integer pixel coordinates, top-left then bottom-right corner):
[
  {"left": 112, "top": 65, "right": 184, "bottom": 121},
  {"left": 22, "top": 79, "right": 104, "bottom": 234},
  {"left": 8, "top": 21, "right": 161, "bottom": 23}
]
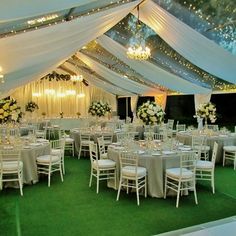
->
[
  {"left": 71, "top": 75, "right": 83, "bottom": 82},
  {"left": 45, "top": 89, "right": 55, "bottom": 95}
]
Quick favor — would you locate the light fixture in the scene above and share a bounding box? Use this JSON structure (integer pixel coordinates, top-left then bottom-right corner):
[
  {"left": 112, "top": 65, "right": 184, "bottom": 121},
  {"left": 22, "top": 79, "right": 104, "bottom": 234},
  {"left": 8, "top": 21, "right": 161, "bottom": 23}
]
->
[
  {"left": 77, "top": 93, "right": 85, "bottom": 98},
  {"left": 32, "top": 92, "right": 41, "bottom": 97},
  {"left": 27, "top": 14, "right": 58, "bottom": 25},
  {"left": 126, "top": 5, "right": 151, "bottom": 60},
  {"left": 66, "top": 90, "right": 76, "bottom": 95},
  {"left": 70, "top": 74, "right": 83, "bottom": 82},
  {"left": 57, "top": 92, "right": 66, "bottom": 97},
  {"left": 0, "top": 66, "right": 4, "bottom": 83},
  {"left": 45, "top": 89, "right": 55, "bottom": 95}
]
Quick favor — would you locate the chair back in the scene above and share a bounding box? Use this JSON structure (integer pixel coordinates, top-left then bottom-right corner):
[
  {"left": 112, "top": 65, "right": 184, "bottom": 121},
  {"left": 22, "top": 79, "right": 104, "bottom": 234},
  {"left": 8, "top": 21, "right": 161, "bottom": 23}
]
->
[
  {"left": 207, "top": 125, "right": 219, "bottom": 132},
  {"left": 167, "top": 119, "right": 174, "bottom": 130},
  {"left": 119, "top": 151, "right": 139, "bottom": 176},
  {"left": 211, "top": 142, "right": 218, "bottom": 166},
  {"left": 0, "top": 149, "right": 21, "bottom": 171},
  {"left": 89, "top": 142, "right": 98, "bottom": 165},
  {"left": 97, "top": 137, "right": 106, "bottom": 155},
  {"left": 176, "top": 124, "right": 186, "bottom": 132},
  {"left": 80, "top": 133, "right": 91, "bottom": 142},
  {"left": 144, "top": 131, "right": 154, "bottom": 141},
  {"left": 102, "top": 132, "right": 113, "bottom": 144},
  {"left": 179, "top": 152, "right": 196, "bottom": 177},
  {"left": 50, "top": 139, "right": 65, "bottom": 150},
  {"left": 192, "top": 135, "right": 205, "bottom": 148},
  {"left": 116, "top": 132, "right": 127, "bottom": 142}
]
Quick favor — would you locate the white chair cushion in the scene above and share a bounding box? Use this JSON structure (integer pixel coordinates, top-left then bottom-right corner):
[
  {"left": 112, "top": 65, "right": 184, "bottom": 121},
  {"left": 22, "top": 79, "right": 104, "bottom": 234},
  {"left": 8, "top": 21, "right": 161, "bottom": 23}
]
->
[
  {"left": 223, "top": 146, "right": 236, "bottom": 152},
  {"left": 193, "top": 145, "right": 210, "bottom": 151},
  {"left": 100, "top": 153, "right": 108, "bottom": 159},
  {"left": 37, "top": 155, "right": 61, "bottom": 163},
  {"left": 196, "top": 160, "right": 213, "bottom": 169},
  {"left": 166, "top": 168, "right": 193, "bottom": 179},
  {"left": 93, "top": 159, "right": 116, "bottom": 168},
  {"left": 65, "top": 138, "right": 74, "bottom": 143},
  {"left": 2, "top": 161, "right": 23, "bottom": 171},
  {"left": 122, "top": 166, "right": 146, "bottom": 177}
]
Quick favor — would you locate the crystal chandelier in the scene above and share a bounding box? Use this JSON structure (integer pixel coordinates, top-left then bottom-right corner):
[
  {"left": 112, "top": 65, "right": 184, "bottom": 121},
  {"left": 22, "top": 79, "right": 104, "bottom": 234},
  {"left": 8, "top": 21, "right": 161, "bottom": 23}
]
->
[
  {"left": 70, "top": 75, "right": 83, "bottom": 82},
  {"left": 127, "top": 5, "right": 151, "bottom": 60}
]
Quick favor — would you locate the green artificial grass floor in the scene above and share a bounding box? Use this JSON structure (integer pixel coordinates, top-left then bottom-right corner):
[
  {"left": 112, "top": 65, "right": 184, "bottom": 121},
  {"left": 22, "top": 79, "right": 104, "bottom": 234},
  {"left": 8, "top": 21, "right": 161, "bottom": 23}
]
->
[{"left": 0, "top": 156, "right": 236, "bottom": 236}]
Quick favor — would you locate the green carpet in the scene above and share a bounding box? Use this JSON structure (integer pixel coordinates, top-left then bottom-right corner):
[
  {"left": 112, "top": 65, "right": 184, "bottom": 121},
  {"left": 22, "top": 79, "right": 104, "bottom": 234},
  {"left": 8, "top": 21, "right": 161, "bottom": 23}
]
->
[{"left": 0, "top": 157, "right": 236, "bottom": 236}]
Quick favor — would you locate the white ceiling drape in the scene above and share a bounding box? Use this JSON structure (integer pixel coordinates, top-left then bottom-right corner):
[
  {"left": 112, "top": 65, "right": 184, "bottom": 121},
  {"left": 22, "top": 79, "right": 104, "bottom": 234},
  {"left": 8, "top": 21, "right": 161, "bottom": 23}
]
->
[
  {"left": 77, "top": 52, "right": 163, "bottom": 96},
  {"left": 97, "top": 35, "right": 211, "bottom": 94},
  {"left": 0, "top": 0, "right": 140, "bottom": 99},
  {"left": 62, "top": 61, "right": 132, "bottom": 96},
  {"left": 0, "top": 0, "right": 97, "bottom": 22},
  {"left": 137, "top": 0, "right": 236, "bottom": 84}
]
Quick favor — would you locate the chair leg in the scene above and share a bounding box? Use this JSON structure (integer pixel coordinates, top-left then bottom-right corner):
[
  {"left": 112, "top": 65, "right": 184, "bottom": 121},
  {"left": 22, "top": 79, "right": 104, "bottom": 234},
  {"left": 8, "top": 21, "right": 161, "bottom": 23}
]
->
[
  {"left": 116, "top": 178, "right": 122, "bottom": 201},
  {"left": 19, "top": 172, "right": 23, "bottom": 196},
  {"left": 96, "top": 173, "right": 99, "bottom": 194},
  {"left": 48, "top": 172, "right": 51, "bottom": 187},
  {"left": 176, "top": 181, "right": 181, "bottom": 208},
  {"left": 60, "top": 164, "right": 64, "bottom": 182},
  {"left": 223, "top": 151, "right": 225, "bottom": 166},
  {"left": 211, "top": 171, "right": 215, "bottom": 194},
  {"left": 144, "top": 176, "right": 147, "bottom": 198},
  {"left": 136, "top": 179, "right": 140, "bottom": 206},
  {"left": 114, "top": 169, "right": 117, "bottom": 189},
  {"left": 78, "top": 146, "right": 81, "bottom": 159},
  {"left": 89, "top": 170, "right": 93, "bottom": 187},
  {"left": 193, "top": 181, "right": 198, "bottom": 205},
  {"left": 164, "top": 175, "right": 167, "bottom": 199}
]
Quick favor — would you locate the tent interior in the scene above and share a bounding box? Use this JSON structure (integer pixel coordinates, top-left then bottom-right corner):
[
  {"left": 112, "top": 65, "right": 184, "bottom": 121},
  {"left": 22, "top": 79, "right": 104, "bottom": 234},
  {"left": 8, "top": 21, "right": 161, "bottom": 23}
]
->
[
  {"left": 1, "top": 1, "right": 236, "bottom": 236},
  {"left": 0, "top": 0, "right": 236, "bottom": 120}
]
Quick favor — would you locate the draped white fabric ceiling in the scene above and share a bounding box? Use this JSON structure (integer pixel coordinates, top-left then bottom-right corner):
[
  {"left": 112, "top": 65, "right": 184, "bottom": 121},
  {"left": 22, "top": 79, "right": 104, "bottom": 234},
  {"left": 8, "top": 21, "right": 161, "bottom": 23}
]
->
[{"left": 0, "top": 0, "right": 235, "bottom": 100}]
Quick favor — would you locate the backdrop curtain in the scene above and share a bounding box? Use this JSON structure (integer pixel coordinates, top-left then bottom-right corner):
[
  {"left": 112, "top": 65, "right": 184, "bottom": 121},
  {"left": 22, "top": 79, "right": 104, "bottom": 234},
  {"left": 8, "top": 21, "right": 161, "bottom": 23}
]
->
[
  {"left": 97, "top": 35, "right": 211, "bottom": 94},
  {"left": 155, "top": 94, "right": 167, "bottom": 110},
  {"left": 11, "top": 80, "right": 116, "bottom": 117},
  {"left": 194, "top": 94, "right": 212, "bottom": 111},
  {"left": 137, "top": 0, "right": 236, "bottom": 83},
  {"left": 0, "top": 0, "right": 140, "bottom": 99}
]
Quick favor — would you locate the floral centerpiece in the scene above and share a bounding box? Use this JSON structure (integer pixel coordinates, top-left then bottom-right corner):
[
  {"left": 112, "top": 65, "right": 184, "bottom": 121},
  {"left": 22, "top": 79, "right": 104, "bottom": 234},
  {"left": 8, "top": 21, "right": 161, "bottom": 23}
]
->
[
  {"left": 88, "top": 101, "right": 112, "bottom": 117},
  {"left": 76, "top": 112, "right": 81, "bottom": 118},
  {"left": 59, "top": 112, "right": 64, "bottom": 118},
  {"left": 137, "top": 101, "right": 165, "bottom": 125},
  {"left": 25, "top": 101, "right": 39, "bottom": 113},
  {"left": 194, "top": 102, "right": 217, "bottom": 124},
  {"left": 0, "top": 98, "right": 22, "bottom": 123}
]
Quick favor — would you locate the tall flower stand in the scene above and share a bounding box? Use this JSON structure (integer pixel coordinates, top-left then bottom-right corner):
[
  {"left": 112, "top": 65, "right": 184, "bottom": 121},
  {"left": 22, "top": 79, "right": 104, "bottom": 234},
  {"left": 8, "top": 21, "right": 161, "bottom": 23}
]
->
[{"left": 197, "top": 117, "right": 203, "bottom": 130}]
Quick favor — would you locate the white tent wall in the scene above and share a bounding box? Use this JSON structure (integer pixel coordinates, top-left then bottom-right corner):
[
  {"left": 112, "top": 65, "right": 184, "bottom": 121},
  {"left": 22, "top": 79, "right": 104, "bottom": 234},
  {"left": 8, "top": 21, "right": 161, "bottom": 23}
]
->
[{"left": 10, "top": 80, "right": 117, "bottom": 117}]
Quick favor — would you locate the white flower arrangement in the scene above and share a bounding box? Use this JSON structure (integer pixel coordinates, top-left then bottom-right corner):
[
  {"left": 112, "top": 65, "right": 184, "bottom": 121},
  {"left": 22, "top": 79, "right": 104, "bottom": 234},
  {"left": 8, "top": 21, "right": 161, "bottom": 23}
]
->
[
  {"left": 137, "top": 101, "right": 165, "bottom": 125},
  {"left": 25, "top": 101, "right": 39, "bottom": 113},
  {"left": 194, "top": 102, "right": 217, "bottom": 123},
  {"left": 88, "top": 101, "right": 112, "bottom": 117},
  {"left": 0, "top": 98, "right": 22, "bottom": 123}
]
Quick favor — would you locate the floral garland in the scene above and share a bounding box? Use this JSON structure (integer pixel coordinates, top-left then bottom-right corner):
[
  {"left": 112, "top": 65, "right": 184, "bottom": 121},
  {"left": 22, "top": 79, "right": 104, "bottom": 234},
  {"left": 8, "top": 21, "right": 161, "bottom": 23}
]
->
[
  {"left": 25, "top": 101, "right": 39, "bottom": 112},
  {"left": 137, "top": 101, "right": 165, "bottom": 125},
  {"left": 194, "top": 102, "right": 217, "bottom": 123},
  {"left": 0, "top": 98, "right": 22, "bottom": 123},
  {"left": 88, "top": 101, "right": 112, "bottom": 117}
]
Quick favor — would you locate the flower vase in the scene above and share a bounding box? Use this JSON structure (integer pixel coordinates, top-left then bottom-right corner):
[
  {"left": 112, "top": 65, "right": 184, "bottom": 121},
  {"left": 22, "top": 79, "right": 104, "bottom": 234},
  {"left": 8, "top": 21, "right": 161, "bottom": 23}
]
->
[
  {"left": 197, "top": 117, "right": 203, "bottom": 130},
  {"left": 204, "top": 119, "right": 208, "bottom": 129}
]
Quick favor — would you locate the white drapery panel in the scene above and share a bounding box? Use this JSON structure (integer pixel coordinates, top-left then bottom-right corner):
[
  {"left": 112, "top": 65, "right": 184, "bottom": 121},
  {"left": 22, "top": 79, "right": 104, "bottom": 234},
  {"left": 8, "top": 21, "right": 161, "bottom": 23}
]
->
[
  {"left": 97, "top": 35, "right": 211, "bottom": 94},
  {"left": 11, "top": 79, "right": 116, "bottom": 117},
  {"left": 0, "top": 0, "right": 97, "bottom": 22},
  {"left": 77, "top": 52, "right": 162, "bottom": 95},
  {"left": 0, "top": 0, "right": 140, "bottom": 99},
  {"left": 62, "top": 61, "right": 132, "bottom": 96},
  {"left": 130, "top": 96, "right": 139, "bottom": 117},
  {"left": 194, "top": 94, "right": 212, "bottom": 111},
  {"left": 137, "top": 0, "right": 236, "bottom": 83},
  {"left": 155, "top": 94, "right": 167, "bottom": 110}
]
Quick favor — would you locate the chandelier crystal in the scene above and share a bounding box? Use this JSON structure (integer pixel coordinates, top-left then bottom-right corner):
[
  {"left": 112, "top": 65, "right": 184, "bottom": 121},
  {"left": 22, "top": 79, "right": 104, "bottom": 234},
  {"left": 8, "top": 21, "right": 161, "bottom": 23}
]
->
[
  {"left": 127, "top": 45, "right": 151, "bottom": 60},
  {"left": 126, "top": 5, "right": 151, "bottom": 60},
  {"left": 70, "top": 75, "right": 83, "bottom": 82}
]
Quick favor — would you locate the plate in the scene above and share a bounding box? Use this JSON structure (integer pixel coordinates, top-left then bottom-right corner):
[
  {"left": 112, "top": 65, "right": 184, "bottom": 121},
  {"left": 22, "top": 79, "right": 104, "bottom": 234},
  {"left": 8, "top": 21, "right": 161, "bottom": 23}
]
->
[
  {"left": 152, "top": 152, "right": 161, "bottom": 156},
  {"left": 29, "top": 143, "right": 41, "bottom": 146},
  {"left": 113, "top": 146, "right": 125, "bottom": 150},
  {"left": 179, "top": 147, "right": 191, "bottom": 151},
  {"left": 162, "top": 151, "right": 175, "bottom": 155}
]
